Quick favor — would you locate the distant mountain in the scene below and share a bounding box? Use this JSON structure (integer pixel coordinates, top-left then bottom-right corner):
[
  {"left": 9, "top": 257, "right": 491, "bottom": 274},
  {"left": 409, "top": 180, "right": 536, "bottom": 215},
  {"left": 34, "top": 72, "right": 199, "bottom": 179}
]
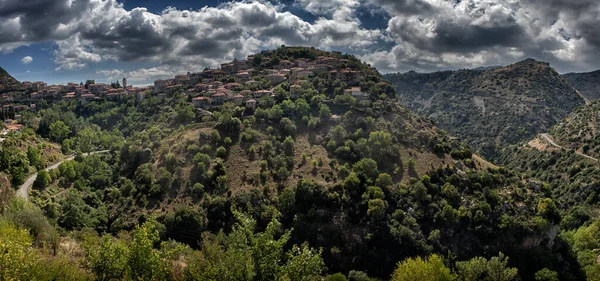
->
[
  {"left": 0, "top": 66, "right": 21, "bottom": 94},
  {"left": 563, "top": 70, "right": 600, "bottom": 101},
  {"left": 384, "top": 59, "right": 586, "bottom": 160}
]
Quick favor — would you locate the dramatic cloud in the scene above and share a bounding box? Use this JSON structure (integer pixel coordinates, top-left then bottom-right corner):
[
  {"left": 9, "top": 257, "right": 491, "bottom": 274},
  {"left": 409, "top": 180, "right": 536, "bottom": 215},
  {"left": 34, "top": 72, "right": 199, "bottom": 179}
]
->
[
  {"left": 20, "top": 56, "right": 32, "bottom": 64},
  {"left": 1, "top": 0, "right": 600, "bottom": 82}
]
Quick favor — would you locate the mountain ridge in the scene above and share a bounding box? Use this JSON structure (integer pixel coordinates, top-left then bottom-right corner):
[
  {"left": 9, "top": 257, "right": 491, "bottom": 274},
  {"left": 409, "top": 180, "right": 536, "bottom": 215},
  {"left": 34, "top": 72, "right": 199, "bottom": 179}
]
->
[{"left": 384, "top": 58, "right": 586, "bottom": 160}]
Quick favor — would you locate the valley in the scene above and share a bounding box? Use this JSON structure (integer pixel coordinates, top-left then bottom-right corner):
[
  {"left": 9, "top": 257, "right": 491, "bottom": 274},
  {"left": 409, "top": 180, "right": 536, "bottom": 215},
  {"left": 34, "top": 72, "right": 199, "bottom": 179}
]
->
[{"left": 0, "top": 47, "right": 599, "bottom": 280}]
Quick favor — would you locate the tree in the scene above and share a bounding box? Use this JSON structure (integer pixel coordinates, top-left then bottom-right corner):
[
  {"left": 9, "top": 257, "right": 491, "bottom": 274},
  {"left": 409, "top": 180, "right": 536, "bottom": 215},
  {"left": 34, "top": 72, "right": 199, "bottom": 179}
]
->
[
  {"left": 49, "top": 120, "right": 70, "bottom": 143},
  {"left": 352, "top": 158, "right": 379, "bottom": 180},
  {"left": 83, "top": 235, "right": 129, "bottom": 281},
  {"left": 185, "top": 212, "right": 324, "bottom": 281},
  {"left": 283, "top": 136, "right": 295, "bottom": 156},
  {"left": 319, "top": 103, "right": 332, "bottom": 120},
  {"left": 456, "top": 253, "right": 518, "bottom": 281},
  {"left": 391, "top": 254, "right": 455, "bottom": 281},
  {"left": 127, "top": 221, "right": 173, "bottom": 281},
  {"left": 27, "top": 147, "right": 44, "bottom": 170},
  {"left": 33, "top": 170, "right": 51, "bottom": 189},
  {"left": 295, "top": 98, "right": 310, "bottom": 116},
  {"left": 535, "top": 268, "right": 559, "bottom": 281},
  {"left": 376, "top": 173, "right": 393, "bottom": 189},
  {"left": 326, "top": 273, "right": 348, "bottom": 281}
]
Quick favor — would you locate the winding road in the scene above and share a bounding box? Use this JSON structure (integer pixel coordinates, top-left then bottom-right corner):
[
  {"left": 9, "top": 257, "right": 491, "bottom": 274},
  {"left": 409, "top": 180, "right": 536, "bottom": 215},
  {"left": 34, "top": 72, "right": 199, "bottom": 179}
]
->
[
  {"left": 540, "top": 133, "right": 599, "bottom": 162},
  {"left": 17, "top": 150, "right": 110, "bottom": 201}
]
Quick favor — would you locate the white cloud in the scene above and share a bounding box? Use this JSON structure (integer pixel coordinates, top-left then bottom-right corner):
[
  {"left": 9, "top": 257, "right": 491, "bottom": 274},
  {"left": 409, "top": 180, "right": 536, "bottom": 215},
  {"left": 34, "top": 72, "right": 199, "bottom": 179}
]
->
[
  {"left": 1, "top": 0, "right": 600, "bottom": 77},
  {"left": 21, "top": 56, "right": 33, "bottom": 64}
]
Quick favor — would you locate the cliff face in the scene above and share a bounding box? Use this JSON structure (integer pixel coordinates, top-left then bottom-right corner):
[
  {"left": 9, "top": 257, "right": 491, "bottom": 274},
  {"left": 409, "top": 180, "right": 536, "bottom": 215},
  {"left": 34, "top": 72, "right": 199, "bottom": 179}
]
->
[{"left": 385, "top": 59, "right": 586, "bottom": 160}]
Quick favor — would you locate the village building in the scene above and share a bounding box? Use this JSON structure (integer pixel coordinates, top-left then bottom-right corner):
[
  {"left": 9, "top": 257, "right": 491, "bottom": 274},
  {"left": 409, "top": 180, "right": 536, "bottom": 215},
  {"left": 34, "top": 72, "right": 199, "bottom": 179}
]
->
[
  {"left": 329, "top": 68, "right": 364, "bottom": 85},
  {"left": 235, "top": 72, "right": 251, "bottom": 83},
  {"left": 317, "top": 56, "right": 339, "bottom": 66},
  {"left": 277, "top": 60, "right": 295, "bottom": 70},
  {"left": 239, "top": 90, "right": 253, "bottom": 98},
  {"left": 245, "top": 80, "right": 260, "bottom": 87},
  {"left": 265, "top": 74, "right": 286, "bottom": 84},
  {"left": 210, "top": 93, "right": 227, "bottom": 105},
  {"left": 246, "top": 99, "right": 257, "bottom": 110},
  {"left": 136, "top": 92, "right": 147, "bottom": 102},
  {"left": 174, "top": 74, "right": 190, "bottom": 85},
  {"left": 290, "top": 84, "right": 302, "bottom": 98},
  {"left": 192, "top": 96, "right": 210, "bottom": 108},
  {"left": 345, "top": 87, "right": 370, "bottom": 106},
  {"left": 233, "top": 94, "right": 245, "bottom": 106},
  {"left": 224, "top": 83, "right": 242, "bottom": 90},
  {"left": 289, "top": 68, "right": 312, "bottom": 83}
]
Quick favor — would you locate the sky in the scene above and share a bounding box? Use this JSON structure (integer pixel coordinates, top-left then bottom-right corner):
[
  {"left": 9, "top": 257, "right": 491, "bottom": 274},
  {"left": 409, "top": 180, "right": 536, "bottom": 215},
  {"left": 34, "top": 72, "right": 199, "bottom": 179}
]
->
[{"left": 1, "top": 0, "right": 599, "bottom": 86}]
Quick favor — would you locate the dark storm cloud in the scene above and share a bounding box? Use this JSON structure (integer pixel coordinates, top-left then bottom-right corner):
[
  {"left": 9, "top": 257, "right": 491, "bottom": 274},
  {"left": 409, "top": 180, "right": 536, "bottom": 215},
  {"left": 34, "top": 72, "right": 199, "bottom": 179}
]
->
[
  {"left": 370, "top": 0, "right": 435, "bottom": 15},
  {"left": 79, "top": 8, "right": 172, "bottom": 61},
  {"left": 431, "top": 21, "right": 526, "bottom": 53},
  {"left": 0, "top": 0, "right": 91, "bottom": 43}
]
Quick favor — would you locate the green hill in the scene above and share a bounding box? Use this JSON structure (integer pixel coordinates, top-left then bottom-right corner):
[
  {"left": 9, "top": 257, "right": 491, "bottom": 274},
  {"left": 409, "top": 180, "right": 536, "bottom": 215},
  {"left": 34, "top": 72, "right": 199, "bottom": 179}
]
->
[
  {"left": 0, "top": 66, "right": 21, "bottom": 94},
  {"left": 0, "top": 47, "right": 583, "bottom": 280},
  {"left": 499, "top": 101, "right": 600, "bottom": 224},
  {"left": 384, "top": 59, "right": 586, "bottom": 160}
]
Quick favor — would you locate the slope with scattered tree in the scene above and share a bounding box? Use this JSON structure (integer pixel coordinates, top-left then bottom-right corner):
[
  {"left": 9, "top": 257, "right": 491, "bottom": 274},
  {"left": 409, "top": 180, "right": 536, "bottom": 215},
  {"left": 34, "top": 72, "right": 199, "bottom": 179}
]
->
[{"left": 384, "top": 59, "right": 586, "bottom": 160}]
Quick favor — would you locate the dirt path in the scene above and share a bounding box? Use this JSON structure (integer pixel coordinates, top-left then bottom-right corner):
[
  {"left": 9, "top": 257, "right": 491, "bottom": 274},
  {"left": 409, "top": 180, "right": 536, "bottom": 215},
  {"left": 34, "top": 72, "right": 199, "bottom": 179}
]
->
[
  {"left": 16, "top": 150, "right": 110, "bottom": 201},
  {"left": 540, "top": 134, "right": 599, "bottom": 162}
]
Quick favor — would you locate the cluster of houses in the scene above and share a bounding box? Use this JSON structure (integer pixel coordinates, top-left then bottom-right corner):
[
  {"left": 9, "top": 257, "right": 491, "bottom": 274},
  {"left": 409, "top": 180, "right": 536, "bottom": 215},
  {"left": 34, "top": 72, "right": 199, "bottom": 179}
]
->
[
  {"left": 154, "top": 54, "right": 368, "bottom": 110},
  {"left": 1, "top": 51, "right": 373, "bottom": 134},
  {"left": 0, "top": 104, "right": 30, "bottom": 134},
  {"left": 0, "top": 78, "right": 152, "bottom": 104}
]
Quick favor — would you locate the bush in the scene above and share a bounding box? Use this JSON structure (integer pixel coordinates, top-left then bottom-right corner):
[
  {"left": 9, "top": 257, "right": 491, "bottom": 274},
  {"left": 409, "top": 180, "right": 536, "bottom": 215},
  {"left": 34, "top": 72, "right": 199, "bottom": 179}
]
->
[
  {"left": 326, "top": 273, "right": 349, "bottom": 281},
  {"left": 216, "top": 146, "right": 227, "bottom": 158},
  {"left": 391, "top": 254, "right": 455, "bottom": 281},
  {"left": 33, "top": 170, "right": 51, "bottom": 189}
]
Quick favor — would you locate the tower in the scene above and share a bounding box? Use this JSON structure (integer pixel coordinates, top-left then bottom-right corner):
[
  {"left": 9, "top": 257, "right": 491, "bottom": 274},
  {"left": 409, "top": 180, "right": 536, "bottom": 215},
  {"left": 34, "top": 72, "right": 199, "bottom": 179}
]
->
[{"left": 122, "top": 78, "right": 127, "bottom": 88}]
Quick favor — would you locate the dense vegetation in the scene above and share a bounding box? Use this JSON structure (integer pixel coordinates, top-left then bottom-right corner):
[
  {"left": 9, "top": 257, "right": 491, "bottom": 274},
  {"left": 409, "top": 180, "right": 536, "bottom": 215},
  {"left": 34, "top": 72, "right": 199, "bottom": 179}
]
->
[
  {"left": 384, "top": 59, "right": 586, "bottom": 160},
  {"left": 549, "top": 101, "right": 600, "bottom": 158},
  {"left": 563, "top": 70, "right": 600, "bottom": 101},
  {"left": 0, "top": 48, "right": 599, "bottom": 280}
]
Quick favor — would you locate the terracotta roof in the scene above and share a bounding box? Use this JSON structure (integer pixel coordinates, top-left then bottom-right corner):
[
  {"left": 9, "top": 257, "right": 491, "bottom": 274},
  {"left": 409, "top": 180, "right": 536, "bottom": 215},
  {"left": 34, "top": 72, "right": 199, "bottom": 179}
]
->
[
  {"left": 233, "top": 94, "right": 244, "bottom": 98},
  {"left": 212, "top": 93, "right": 226, "bottom": 97}
]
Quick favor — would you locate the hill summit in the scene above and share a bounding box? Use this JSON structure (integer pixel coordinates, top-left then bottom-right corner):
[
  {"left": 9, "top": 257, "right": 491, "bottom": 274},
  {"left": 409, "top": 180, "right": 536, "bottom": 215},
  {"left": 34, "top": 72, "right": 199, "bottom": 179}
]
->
[{"left": 384, "top": 58, "right": 586, "bottom": 159}]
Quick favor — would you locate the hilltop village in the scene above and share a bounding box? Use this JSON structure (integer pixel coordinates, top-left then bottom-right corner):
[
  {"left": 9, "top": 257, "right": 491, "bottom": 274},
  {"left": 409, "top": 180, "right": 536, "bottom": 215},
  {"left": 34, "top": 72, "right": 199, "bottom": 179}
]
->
[{"left": 0, "top": 50, "right": 376, "bottom": 136}]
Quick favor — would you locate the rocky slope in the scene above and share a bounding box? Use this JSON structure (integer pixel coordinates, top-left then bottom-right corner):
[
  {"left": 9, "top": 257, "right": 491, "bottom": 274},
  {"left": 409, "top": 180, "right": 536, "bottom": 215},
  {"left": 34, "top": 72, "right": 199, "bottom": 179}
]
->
[{"left": 384, "top": 59, "right": 586, "bottom": 160}]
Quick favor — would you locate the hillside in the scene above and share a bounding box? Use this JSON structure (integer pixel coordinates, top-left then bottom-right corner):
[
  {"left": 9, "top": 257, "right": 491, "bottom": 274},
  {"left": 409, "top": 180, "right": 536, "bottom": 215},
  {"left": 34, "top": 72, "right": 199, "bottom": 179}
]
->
[
  {"left": 0, "top": 47, "right": 580, "bottom": 280},
  {"left": 563, "top": 70, "right": 600, "bottom": 101},
  {"left": 549, "top": 100, "right": 600, "bottom": 158},
  {"left": 0, "top": 66, "right": 21, "bottom": 94},
  {"left": 499, "top": 101, "right": 600, "bottom": 220},
  {"left": 384, "top": 59, "right": 586, "bottom": 160}
]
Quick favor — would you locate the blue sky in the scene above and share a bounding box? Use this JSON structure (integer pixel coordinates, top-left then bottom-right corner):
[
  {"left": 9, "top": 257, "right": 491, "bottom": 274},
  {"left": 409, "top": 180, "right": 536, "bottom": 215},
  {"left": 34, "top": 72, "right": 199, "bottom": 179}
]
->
[{"left": 1, "top": 0, "right": 599, "bottom": 86}]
